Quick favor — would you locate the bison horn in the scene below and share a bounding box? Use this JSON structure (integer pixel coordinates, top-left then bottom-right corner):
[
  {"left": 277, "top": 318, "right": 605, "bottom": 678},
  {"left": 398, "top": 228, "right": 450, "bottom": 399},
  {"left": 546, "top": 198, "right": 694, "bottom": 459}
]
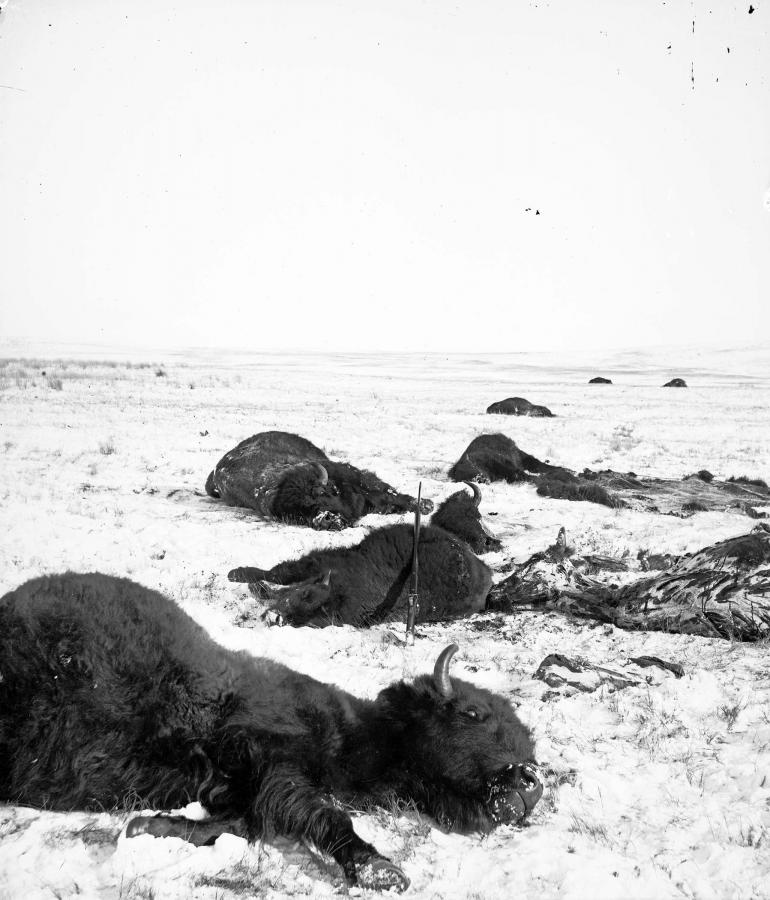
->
[
  {"left": 312, "top": 463, "right": 329, "bottom": 486},
  {"left": 433, "top": 643, "right": 459, "bottom": 698},
  {"left": 256, "top": 579, "right": 284, "bottom": 597},
  {"left": 321, "top": 569, "right": 331, "bottom": 587},
  {"left": 464, "top": 481, "right": 481, "bottom": 507}
]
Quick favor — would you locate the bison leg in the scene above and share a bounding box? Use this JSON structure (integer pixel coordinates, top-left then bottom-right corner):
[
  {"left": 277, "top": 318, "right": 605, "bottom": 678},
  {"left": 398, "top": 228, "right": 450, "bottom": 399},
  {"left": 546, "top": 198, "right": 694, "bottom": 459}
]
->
[
  {"left": 125, "top": 813, "right": 247, "bottom": 846},
  {"left": 251, "top": 764, "right": 409, "bottom": 891}
]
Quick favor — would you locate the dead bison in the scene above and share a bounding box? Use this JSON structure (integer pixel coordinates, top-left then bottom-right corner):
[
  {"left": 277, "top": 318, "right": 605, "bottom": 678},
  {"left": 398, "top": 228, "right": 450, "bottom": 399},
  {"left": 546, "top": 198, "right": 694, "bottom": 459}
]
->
[
  {"left": 229, "top": 523, "right": 493, "bottom": 627},
  {"left": 431, "top": 482, "right": 502, "bottom": 553},
  {"left": 588, "top": 376, "right": 612, "bottom": 384},
  {"left": 448, "top": 433, "right": 557, "bottom": 484},
  {"left": 205, "top": 431, "right": 431, "bottom": 529},
  {"left": 0, "top": 573, "right": 541, "bottom": 892},
  {"left": 486, "top": 397, "right": 554, "bottom": 417},
  {"left": 663, "top": 378, "right": 687, "bottom": 388}
]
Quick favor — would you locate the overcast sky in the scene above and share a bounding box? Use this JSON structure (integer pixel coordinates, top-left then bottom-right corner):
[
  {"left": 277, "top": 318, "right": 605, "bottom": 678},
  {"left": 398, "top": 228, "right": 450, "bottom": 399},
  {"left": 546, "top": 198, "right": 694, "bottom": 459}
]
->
[{"left": 0, "top": 0, "right": 768, "bottom": 353}]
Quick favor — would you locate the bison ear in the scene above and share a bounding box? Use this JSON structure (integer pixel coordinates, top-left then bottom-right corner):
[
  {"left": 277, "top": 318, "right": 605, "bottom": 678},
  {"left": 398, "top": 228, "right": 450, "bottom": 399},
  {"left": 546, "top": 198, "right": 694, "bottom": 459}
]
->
[{"left": 433, "top": 643, "right": 459, "bottom": 699}]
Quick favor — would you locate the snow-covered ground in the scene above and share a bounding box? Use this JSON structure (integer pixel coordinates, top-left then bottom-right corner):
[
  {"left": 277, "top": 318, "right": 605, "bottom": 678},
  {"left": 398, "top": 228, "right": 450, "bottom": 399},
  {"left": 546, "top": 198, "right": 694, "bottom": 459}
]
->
[{"left": 1, "top": 342, "right": 769, "bottom": 900}]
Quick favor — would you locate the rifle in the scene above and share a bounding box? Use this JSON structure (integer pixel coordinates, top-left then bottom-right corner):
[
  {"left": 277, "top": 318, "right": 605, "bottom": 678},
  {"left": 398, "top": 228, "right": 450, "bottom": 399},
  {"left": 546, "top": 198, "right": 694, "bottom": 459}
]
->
[{"left": 405, "top": 482, "right": 422, "bottom": 645}]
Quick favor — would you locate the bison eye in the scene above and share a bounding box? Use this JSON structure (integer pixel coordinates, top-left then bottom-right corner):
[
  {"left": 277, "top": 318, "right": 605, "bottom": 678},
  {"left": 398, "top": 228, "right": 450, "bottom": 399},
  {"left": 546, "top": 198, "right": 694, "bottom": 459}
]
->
[{"left": 463, "top": 707, "right": 480, "bottom": 720}]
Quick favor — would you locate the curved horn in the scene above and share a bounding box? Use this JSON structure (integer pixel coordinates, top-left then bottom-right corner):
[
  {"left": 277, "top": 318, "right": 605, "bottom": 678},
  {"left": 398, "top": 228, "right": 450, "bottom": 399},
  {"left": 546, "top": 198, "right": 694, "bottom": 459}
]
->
[
  {"left": 464, "top": 481, "right": 481, "bottom": 508},
  {"left": 312, "top": 462, "right": 329, "bottom": 485},
  {"left": 321, "top": 569, "right": 331, "bottom": 587},
  {"left": 433, "top": 643, "right": 459, "bottom": 698},
  {"left": 255, "top": 579, "right": 284, "bottom": 598}
]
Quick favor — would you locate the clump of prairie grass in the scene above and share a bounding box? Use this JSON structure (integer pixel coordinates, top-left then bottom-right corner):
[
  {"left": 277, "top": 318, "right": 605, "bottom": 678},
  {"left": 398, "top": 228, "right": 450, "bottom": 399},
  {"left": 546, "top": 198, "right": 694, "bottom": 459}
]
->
[
  {"left": 117, "top": 876, "right": 157, "bottom": 900},
  {"left": 0, "top": 809, "right": 31, "bottom": 840},
  {"left": 195, "top": 853, "right": 288, "bottom": 895},
  {"left": 417, "top": 463, "right": 447, "bottom": 479},
  {"left": 630, "top": 689, "right": 689, "bottom": 758},
  {"left": 46, "top": 375, "right": 63, "bottom": 390},
  {"left": 733, "top": 823, "right": 766, "bottom": 848},
  {"left": 75, "top": 821, "right": 118, "bottom": 847},
  {"left": 99, "top": 438, "right": 117, "bottom": 456},
  {"left": 568, "top": 813, "right": 614, "bottom": 847},
  {"left": 717, "top": 699, "right": 745, "bottom": 732},
  {"left": 727, "top": 475, "right": 769, "bottom": 490},
  {"left": 607, "top": 423, "right": 641, "bottom": 453}
]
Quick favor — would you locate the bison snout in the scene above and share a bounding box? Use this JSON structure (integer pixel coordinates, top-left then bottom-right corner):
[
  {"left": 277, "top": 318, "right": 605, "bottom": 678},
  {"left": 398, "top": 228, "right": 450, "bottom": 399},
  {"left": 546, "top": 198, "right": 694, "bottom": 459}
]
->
[
  {"left": 485, "top": 763, "right": 543, "bottom": 825},
  {"left": 515, "top": 762, "right": 543, "bottom": 813},
  {"left": 311, "top": 511, "right": 347, "bottom": 530}
]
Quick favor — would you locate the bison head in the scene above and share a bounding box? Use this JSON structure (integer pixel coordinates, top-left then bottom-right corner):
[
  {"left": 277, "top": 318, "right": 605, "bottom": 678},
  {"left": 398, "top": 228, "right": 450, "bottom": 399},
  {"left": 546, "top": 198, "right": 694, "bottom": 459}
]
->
[
  {"left": 270, "top": 462, "right": 350, "bottom": 529},
  {"left": 244, "top": 569, "right": 333, "bottom": 625},
  {"left": 273, "top": 462, "right": 432, "bottom": 530},
  {"left": 323, "top": 461, "right": 433, "bottom": 522},
  {"left": 431, "top": 483, "right": 502, "bottom": 553},
  {"left": 378, "top": 644, "right": 542, "bottom": 833}
]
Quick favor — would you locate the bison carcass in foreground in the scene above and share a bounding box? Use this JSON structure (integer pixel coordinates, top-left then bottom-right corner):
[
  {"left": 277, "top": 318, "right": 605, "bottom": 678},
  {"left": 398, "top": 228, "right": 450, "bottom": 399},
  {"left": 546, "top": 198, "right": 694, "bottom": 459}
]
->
[
  {"left": 431, "top": 482, "right": 502, "bottom": 553},
  {"left": 205, "top": 431, "right": 432, "bottom": 529},
  {"left": 0, "top": 574, "right": 542, "bottom": 892},
  {"left": 229, "top": 522, "right": 493, "bottom": 627}
]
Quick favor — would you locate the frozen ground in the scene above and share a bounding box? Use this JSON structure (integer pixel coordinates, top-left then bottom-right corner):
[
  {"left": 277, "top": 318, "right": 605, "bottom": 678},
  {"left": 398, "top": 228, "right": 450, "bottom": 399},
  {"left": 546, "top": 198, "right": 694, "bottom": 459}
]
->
[{"left": 1, "top": 342, "right": 769, "bottom": 900}]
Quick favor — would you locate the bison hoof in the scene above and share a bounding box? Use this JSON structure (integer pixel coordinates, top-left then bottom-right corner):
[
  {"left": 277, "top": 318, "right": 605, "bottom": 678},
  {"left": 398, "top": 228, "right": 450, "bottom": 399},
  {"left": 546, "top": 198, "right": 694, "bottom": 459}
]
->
[
  {"left": 261, "top": 609, "right": 285, "bottom": 627},
  {"left": 356, "top": 858, "right": 410, "bottom": 893},
  {"left": 125, "top": 815, "right": 177, "bottom": 839}
]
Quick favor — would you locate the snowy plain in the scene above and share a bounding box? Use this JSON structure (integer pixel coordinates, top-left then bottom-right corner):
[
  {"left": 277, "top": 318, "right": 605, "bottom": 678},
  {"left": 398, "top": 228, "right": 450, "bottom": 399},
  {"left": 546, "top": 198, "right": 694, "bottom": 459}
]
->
[{"left": 1, "top": 341, "right": 769, "bottom": 900}]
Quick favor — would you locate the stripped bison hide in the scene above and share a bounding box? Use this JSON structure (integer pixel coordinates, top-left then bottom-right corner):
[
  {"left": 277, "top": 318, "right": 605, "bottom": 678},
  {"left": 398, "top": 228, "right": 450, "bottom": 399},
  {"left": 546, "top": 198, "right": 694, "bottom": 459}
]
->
[
  {"left": 489, "top": 526, "right": 770, "bottom": 641},
  {"left": 229, "top": 523, "right": 492, "bottom": 627},
  {"left": 205, "top": 431, "right": 431, "bottom": 529},
  {"left": 0, "top": 574, "right": 541, "bottom": 891},
  {"left": 536, "top": 468, "right": 770, "bottom": 518}
]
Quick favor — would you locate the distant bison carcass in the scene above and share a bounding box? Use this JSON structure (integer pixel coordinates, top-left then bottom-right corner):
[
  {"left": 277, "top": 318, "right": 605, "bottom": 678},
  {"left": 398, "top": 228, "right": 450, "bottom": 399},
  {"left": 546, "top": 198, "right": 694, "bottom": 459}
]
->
[
  {"left": 229, "top": 523, "right": 493, "bottom": 627},
  {"left": 0, "top": 574, "right": 542, "bottom": 891},
  {"left": 448, "top": 433, "right": 558, "bottom": 484},
  {"left": 486, "top": 397, "right": 554, "bottom": 417},
  {"left": 663, "top": 378, "right": 687, "bottom": 388},
  {"left": 205, "top": 431, "right": 431, "bottom": 529},
  {"left": 588, "top": 376, "right": 612, "bottom": 384},
  {"left": 431, "top": 482, "right": 502, "bottom": 553}
]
